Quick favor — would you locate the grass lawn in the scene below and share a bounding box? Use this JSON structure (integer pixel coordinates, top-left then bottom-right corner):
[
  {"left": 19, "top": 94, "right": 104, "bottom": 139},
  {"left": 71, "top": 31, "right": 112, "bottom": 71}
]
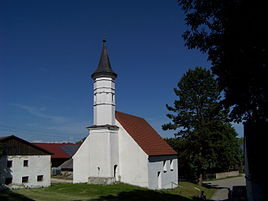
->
[
  {"left": 167, "top": 182, "right": 215, "bottom": 199},
  {"left": 0, "top": 182, "right": 216, "bottom": 201}
]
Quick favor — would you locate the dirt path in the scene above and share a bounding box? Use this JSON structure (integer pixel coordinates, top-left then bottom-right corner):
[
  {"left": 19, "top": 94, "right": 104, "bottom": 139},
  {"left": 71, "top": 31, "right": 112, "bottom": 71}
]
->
[
  {"left": 51, "top": 178, "right": 73, "bottom": 184},
  {"left": 203, "top": 176, "right": 246, "bottom": 201}
]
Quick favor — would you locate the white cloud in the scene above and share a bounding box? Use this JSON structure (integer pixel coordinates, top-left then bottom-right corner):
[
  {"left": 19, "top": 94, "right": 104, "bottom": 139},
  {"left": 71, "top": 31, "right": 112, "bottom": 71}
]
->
[
  {"left": 13, "top": 104, "right": 68, "bottom": 123},
  {"left": 10, "top": 104, "right": 89, "bottom": 142}
]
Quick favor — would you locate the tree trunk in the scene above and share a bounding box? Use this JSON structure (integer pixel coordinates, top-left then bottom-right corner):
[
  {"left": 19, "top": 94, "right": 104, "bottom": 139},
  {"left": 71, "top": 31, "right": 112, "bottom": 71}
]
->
[
  {"left": 244, "top": 120, "right": 267, "bottom": 201},
  {"left": 198, "top": 173, "right": 203, "bottom": 185}
]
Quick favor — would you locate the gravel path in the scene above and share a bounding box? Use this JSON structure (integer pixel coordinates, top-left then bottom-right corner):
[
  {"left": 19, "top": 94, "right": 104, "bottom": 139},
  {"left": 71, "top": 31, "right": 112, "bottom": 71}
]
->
[
  {"left": 203, "top": 176, "right": 246, "bottom": 201},
  {"left": 51, "top": 178, "right": 73, "bottom": 184}
]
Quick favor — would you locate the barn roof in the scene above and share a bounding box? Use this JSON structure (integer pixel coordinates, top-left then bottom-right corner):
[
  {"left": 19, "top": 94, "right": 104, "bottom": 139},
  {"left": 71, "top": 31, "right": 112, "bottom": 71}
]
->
[
  {"left": 32, "top": 143, "right": 80, "bottom": 159},
  {"left": 115, "top": 112, "right": 177, "bottom": 156},
  {"left": 0, "top": 135, "right": 52, "bottom": 155}
]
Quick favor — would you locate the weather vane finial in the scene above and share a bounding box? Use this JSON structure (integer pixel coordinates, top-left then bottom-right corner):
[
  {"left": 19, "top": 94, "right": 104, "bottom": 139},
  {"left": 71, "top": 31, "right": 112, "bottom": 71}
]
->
[{"left": 102, "top": 39, "right": 107, "bottom": 46}]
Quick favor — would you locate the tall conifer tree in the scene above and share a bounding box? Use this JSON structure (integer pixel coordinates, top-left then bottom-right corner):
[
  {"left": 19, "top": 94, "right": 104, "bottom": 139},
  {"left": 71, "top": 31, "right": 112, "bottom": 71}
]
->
[{"left": 163, "top": 67, "right": 241, "bottom": 182}]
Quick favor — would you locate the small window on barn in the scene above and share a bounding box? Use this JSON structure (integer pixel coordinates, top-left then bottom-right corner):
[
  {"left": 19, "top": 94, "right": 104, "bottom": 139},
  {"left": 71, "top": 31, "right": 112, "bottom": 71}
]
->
[
  {"left": 37, "top": 175, "right": 43, "bottom": 182},
  {"left": 5, "top": 178, "right": 12, "bottom": 185},
  {"left": 163, "top": 160, "right": 167, "bottom": 172},
  {"left": 22, "top": 176, "right": 29, "bottom": 183},
  {"left": 170, "top": 160, "right": 174, "bottom": 171},
  {"left": 7, "top": 160, "right": 12, "bottom": 168},
  {"left": 23, "top": 160, "right": 28, "bottom": 167}
]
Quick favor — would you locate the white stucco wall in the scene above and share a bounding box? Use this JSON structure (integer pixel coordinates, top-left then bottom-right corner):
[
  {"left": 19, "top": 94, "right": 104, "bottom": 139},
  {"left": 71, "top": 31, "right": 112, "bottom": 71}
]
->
[
  {"left": 148, "top": 155, "right": 178, "bottom": 189},
  {"left": 88, "top": 128, "right": 119, "bottom": 178},
  {"left": 73, "top": 128, "right": 119, "bottom": 183},
  {"left": 73, "top": 135, "right": 90, "bottom": 183},
  {"left": 0, "top": 155, "right": 51, "bottom": 189},
  {"left": 116, "top": 120, "right": 149, "bottom": 188}
]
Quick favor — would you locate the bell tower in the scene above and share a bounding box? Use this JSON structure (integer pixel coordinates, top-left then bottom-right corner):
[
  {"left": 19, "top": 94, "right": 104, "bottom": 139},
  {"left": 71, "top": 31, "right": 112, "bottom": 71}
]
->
[
  {"left": 91, "top": 40, "right": 117, "bottom": 126},
  {"left": 86, "top": 40, "right": 119, "bottom": 182}
]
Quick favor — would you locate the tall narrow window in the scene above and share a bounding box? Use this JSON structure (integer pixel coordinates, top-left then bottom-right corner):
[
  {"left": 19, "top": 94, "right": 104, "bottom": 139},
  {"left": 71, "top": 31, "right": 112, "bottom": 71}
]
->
[
  {"left": 157, "top": 171, "right": 162, "bottom": 189},
  {"left": 23, "top": 160, "right": 28, "bottom": 167},
  {"left": 112, "top": 94, "right": 115, "bottom": 103},
  {"left": 170, "top": 159, "right": 174, "bottom": 171},
  {"left": 163, "top": 160, "right": 167, "bottom": 172}
]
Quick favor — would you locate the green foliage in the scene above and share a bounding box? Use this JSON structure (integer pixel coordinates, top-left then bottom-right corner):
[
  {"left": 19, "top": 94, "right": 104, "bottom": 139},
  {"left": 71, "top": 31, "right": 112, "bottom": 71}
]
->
[
  {"left": 76, "top": 137, "right": 86, "bottom": 144},
  {"left": 177, "top": 0, "right": 268, "bottom": 122},
  {"left": 163, "top": 67, "right": 226, "bottom": 137},
  {"left": 163, "top": 67, "right": 242, "bottom": 182}
]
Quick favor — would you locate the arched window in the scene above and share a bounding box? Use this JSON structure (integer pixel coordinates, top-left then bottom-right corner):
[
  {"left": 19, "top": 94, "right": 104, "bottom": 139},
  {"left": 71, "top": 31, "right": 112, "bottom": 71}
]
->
[
  {"left": 163, "top": 160, "right": 167, "bottom": 172},
  {"left": 170, "top": 159, "right": 174, "bottom": 171}
]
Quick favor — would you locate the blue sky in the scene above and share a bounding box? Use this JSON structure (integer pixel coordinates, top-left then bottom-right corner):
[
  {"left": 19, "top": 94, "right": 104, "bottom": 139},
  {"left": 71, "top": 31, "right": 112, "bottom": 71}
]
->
[{"left": 0, "top": 0, "right": 243, "bottom": 142}]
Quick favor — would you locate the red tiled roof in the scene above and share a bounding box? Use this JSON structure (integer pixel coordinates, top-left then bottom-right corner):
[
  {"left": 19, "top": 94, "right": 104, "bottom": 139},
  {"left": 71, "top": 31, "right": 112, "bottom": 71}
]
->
[
  {"left": 32, "top": 143, "right": 76, "bottom": 159},
  {"left": 115, "top": 111, "right": 177, "bottom": 156}
]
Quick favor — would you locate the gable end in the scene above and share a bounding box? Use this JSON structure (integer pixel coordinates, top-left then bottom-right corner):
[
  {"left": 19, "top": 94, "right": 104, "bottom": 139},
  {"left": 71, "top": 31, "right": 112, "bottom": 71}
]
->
[
  {"left": 0, "top": 135, "right": 51, "bottom": 155},
  {"left": 115, "top": 112, "right": 177, "bottom": 156}
]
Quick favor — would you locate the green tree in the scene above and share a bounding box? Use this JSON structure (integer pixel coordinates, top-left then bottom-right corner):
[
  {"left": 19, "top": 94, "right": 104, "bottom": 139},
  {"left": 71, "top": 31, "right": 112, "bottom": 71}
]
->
[
  {"left": 177, "top": 0, "right": 268, "bottom": 123},
  {"left": 162, "top": 67, "right": 226, "bottom": 136},
  {"left": 76, "top": 137, "right": 86, "bottom": 144},
  {"left": 177, "top": 1, "right": 267, "bottom": 199},
  {"left": 163, "top": 67, "right": 241, "bottom": 183}
]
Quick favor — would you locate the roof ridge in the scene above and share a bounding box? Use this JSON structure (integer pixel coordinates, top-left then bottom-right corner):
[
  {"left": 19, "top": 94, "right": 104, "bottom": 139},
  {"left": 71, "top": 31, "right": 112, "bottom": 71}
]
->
[
  {"left": 115, "top": 111, "right": 145, "bottom": 120},
  {"left": 0, "top": 135, "right": 52, "bottom": 155}
]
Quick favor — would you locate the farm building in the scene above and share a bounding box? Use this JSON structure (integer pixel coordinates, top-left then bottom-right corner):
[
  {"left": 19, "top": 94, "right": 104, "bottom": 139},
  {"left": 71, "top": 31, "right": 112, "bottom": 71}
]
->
[{"left": 0, "top": 135, "right": 51, "bottom": 189}]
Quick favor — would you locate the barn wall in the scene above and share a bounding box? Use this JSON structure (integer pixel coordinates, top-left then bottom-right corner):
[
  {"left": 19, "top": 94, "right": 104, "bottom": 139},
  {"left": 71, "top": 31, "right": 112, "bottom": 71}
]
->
[{"left": 0, "top": 155, "right": 51, "bottom": 188}]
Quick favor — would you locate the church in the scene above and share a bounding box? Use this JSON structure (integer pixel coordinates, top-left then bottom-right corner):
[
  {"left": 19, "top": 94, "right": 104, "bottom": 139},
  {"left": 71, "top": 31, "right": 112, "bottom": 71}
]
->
[{"left": 73, "top": 41, "right": 178, "bottom": 189}]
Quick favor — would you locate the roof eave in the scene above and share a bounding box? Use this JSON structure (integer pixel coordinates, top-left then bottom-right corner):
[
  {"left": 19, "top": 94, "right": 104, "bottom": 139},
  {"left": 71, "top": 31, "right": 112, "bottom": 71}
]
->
[
  {"left": 148, "top": 153, "right": 178, "bottom": 157},
  {"left": 91, "top": 71, "right": 117, "bottom": 79}
]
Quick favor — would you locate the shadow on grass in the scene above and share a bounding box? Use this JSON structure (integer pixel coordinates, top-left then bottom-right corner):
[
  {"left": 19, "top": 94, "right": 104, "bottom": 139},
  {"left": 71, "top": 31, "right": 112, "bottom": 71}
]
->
[
  {"left": 0, "top": 187, "right": 204, "bottom": 201},
  {"left": 0, "top": 189, "right": 34, "bottom": 201},
  {"left": 88, "top": 189, "right": 198, "bottom": 201},
  {"left": 202, "top": 182, "right": 228, "bottom": 190}
]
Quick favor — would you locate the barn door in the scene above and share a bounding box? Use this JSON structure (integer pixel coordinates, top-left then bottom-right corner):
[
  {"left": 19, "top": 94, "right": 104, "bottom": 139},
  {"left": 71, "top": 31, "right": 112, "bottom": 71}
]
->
[{"left": 114, "top": 165, "right": 118, "bottom": 181}]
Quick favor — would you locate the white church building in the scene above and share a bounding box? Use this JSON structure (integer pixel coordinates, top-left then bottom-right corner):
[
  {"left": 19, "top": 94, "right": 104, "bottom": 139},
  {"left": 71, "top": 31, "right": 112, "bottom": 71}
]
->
[{"left": 73, "top": 41, "right": 178, "bottom": 189}]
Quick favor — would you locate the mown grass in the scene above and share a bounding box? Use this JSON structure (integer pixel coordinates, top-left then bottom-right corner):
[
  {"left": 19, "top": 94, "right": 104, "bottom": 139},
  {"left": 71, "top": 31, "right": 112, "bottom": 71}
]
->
[{"left": 0, "top": 182, "right": 216, "bottom": 201}]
